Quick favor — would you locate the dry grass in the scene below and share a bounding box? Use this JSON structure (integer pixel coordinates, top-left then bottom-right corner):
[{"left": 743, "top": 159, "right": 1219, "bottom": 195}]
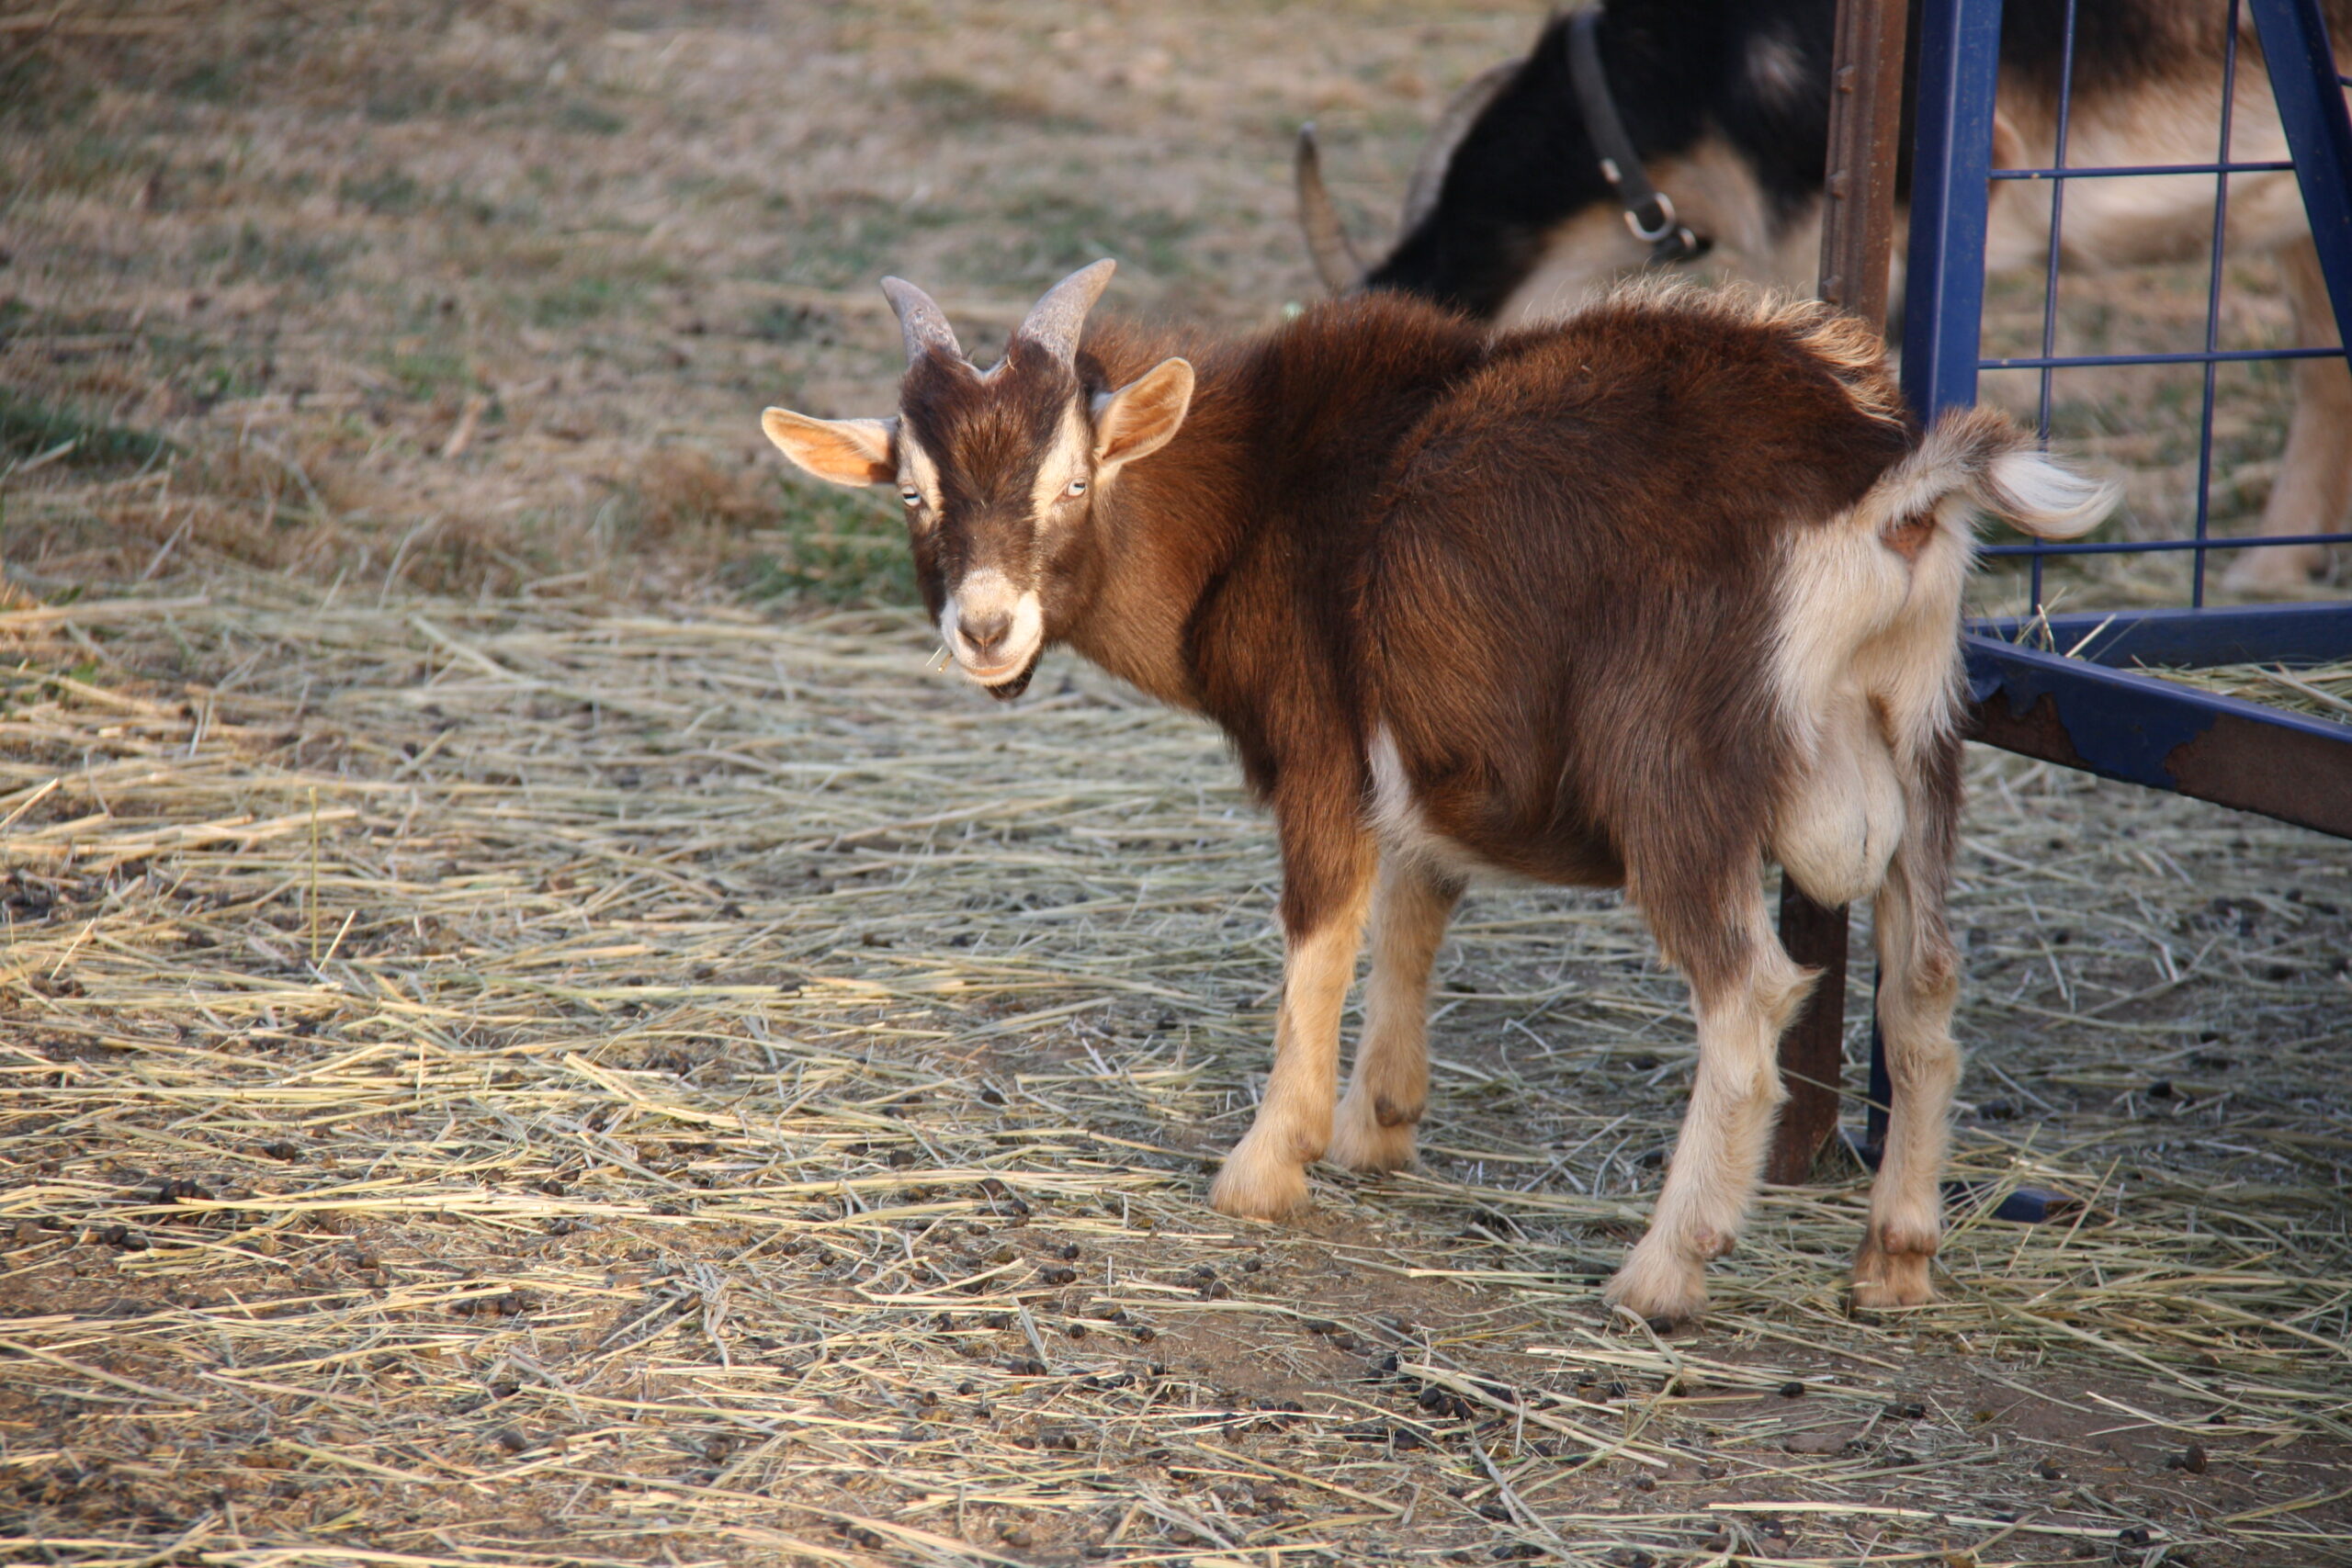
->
[
  {"left": 2156, "top": 659, "right": 2352, "bottom": 725},
  {"left": 2, "top": 579, "right": 2349, "bottom": 1568},
  {"left": 3, "top": 4, "right": 2351, "bottom": 1566}
]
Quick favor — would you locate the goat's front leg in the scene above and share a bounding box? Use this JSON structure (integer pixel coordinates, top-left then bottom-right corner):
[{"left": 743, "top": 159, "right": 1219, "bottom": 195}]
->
[
  {"left": 2224, "top": 236, "right": 2347, "bottom": 592},
  {"left": 1329, "top": 852, "right": 1462, "bottom": 1172},
  {"left": 1208, "top": 821, "right": 1374, "bottom": 1221},
  {"left": 1606, "top": 872, "right": 1814, "bottom": 1326}
]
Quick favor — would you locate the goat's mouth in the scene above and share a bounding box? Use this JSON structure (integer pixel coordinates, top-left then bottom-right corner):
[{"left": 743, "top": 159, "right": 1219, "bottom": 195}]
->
[{"left": 960, "top": 650, "right": 1039, "bottom": 701}]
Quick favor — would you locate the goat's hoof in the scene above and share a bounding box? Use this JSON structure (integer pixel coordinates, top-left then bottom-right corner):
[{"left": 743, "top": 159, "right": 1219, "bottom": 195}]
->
[
  {"left": 2221, "top": 544, "right": 2328, "bottom": 593},
  {"left": 1602, "top": 1244, "right": 1708, "bottom": 1329},
  {"left": 1849, "top": 1235, "right": 1939, "bottom": 1310},
  {"left": 1328, "top": 1089, "right": 1417, "bottom": 1172},
  {"left": 1207, "top": 1137, "right": 1310, "bottom": 1220}
]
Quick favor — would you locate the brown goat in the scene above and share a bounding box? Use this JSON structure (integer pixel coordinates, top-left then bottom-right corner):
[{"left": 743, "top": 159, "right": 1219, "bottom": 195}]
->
[{"left": 761, "top": 260, "right": 2115, "bottom": 1325}]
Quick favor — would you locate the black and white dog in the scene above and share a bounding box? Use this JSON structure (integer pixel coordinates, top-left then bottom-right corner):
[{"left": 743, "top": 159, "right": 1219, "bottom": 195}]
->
[{"left": 1298, "top": 0, "right": 2350, "bottom": 591}]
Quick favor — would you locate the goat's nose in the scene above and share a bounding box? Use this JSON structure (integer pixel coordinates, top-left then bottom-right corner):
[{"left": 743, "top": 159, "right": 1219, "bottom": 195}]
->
[{"left": 959, "top": 608, "right": 1013, "bottom": 658}]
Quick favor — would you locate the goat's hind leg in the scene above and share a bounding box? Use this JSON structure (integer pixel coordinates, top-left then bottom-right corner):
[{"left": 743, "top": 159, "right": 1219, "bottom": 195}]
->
[
  {"left": 1853, "top": 731, "right": 1964, "bottom": 1309},
  {"left": 1606, "top": 868, "right": 1815, "bottom": 1327},
  {"left": 1329, "top": 852, "right": 1462, "bottom": 1172}
]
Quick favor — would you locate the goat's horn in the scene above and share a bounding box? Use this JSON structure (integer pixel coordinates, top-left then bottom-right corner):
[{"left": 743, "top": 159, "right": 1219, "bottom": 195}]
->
[
  {"left": 1295, "top": 123, "right": 1365, "bottom": 296},
  {"left": 879, "top": 276, "right": 964, "bottom": 365},
  {"left": 1015, "top": 257, "right": 1117, "bottom": 362}
]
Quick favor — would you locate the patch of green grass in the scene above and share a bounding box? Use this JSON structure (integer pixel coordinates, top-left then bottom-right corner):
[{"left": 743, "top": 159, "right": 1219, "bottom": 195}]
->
[
  {"left": 0, "top": 52, "right": 96, "bottom": 131},
  {"left": 25, "top": 132, "right": 155, "bottom": 198},
  {"left": 136, "top": 327, "right": 274, "bottom": 408},
  {"left": 339, "top": 168, "right": 424, "bottom": 217},
  {"left": 381, "top": 349, "right": 477, "bottom": 401},
  {"left": 731, "top": 483, "right": 916, "bottom": 607},
  {"left": 361, "top": 61, "right": 527, "bottom": 125},
  {"left": 978, "top": 196, "right": 1199, "bottom": 287},
  {"left": 530, "top": 276, "right": 641, "bottom": 329},
  {"left": 0, "top": 389, "right": 175, "bottom": 470},
  {"left": 772, "top": 197, "right": 933, "bottom": 290},
  {"left": 171, "top": 61, "right": 243, "bottom": 105},
  {"left": 195, "top": 220, "right": 348, "bottom": 287},
  {"left": 906, "top": 72, "right": 1095, "bottom": 133},
  {"left": 750, "top": 302, "right": 829, "bottom": 345},
  {"left": 432, "top": 179, "right": 515, "bottom": 229},
  {"left": 555, "top": 99, "right": 628, "bottom": 136}
]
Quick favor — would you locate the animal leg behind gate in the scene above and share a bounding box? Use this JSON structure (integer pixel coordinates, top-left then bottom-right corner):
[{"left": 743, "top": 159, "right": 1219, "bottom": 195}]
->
[{"left": 2225, "top": 236, "right": 2347, "bottom": 592}]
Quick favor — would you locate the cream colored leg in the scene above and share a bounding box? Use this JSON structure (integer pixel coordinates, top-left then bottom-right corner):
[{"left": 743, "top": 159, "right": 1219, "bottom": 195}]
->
[
  {"left": 2225, "top": 236, "right": 2346, "bottom": 592},
  {"left": 1329, "top": 854, "right": 1462, "bottom": 1172},
  {"left": 1208, "top": 866, "right": 1374, "bottom": 1220},
  {"left": 1851, "top": 847, "right": 1962, "bottom": 1309},
  {"left": 1605, "top": 883, "right": 1813, "bottom": 1326}
]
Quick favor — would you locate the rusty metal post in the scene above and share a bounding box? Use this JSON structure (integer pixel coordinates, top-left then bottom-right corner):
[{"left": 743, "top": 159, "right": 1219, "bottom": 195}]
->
[
  {"left": 1815, "top": 0, "right": 1911, "bottom": 325},
  {"left": 1770, "top": 886, "right": 1851, "bottom": 1186},
  {"left": 1767, "top": 0, "right": 1911, "bottom": 1187}
]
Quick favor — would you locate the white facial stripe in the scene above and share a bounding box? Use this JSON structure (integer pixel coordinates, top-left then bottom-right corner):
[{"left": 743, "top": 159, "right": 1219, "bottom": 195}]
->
[
  {"left": 899, "top": 430, "right": 944, "bottom": 513},
  {"left": 1029, "top": 403, "right": 1093, "bottom": 519},
  {"left": 939, "top": 566, "right": 1045, "bottom": 682}
]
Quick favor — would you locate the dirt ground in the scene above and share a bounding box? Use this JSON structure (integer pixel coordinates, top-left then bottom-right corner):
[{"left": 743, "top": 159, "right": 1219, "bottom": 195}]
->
[{"left": 3, "top": 4, "right": 2350, "bottom": 1567}]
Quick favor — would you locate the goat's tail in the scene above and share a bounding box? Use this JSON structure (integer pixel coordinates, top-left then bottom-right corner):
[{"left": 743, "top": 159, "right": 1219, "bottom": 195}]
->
[{"left": 1863, "top": 404, "right": 2120, "bottom": 545}]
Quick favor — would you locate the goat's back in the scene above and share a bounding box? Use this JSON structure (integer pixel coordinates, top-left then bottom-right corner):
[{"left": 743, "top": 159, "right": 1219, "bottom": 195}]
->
[{"left": 1356, "top": 288, "right": 1917, "bottom": 886}]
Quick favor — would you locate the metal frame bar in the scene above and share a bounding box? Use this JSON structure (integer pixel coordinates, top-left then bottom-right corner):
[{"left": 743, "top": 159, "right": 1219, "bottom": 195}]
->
[
  {"left": 2251, "top": 0, "right": 2352, "bottom": 335},
  {"left": 1979, "top": 601, "right": 2352, "bottom": 666},
  {"left": 1985, "top": 345, "right": 2346, "bottom": 368},
  {"left": 2187, "top": 0, "right": 2246, "bottom": 605},
  {"left": 1984, "top": 529, "right": 2352, "bottom": 557},
  {"left": 2030, "top": 0, "right": 2079, "bottom": 609},
  {"left": 1965, "top": 616, "right": 2352, "bottom": 839},
  {"left": 1770, "top": 0, "right": 1912, "bottom": 1188},
  {"left": 1899, "top": 0, "right": 2004, "bottom": 418},
  {"left": 1992, "top": 160, "right": 2296, "bottom": 179}
]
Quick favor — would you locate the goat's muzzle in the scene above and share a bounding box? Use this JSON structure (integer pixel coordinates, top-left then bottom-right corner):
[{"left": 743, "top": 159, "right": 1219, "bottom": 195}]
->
[{"left": 940, "top": 568, "right": 1045, "bottom": 700}]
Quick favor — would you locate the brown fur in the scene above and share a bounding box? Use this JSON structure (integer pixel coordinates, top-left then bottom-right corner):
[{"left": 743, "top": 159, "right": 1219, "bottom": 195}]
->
[{"left": 1054, "top": 291, "right": 1912, "bottom": 997}]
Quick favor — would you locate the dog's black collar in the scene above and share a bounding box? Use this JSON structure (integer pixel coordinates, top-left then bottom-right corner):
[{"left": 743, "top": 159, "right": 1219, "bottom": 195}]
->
[{"left": 1566, "top": 9, "right": 1712, "bottom": 265}]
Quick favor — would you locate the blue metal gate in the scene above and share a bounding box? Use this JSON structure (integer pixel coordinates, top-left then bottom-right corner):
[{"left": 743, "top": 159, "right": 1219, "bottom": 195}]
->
[
  {"left": 1911, "top": 0, "right": 2352, "bottom": 839},
  {"left": 1782, "top": 0, "right": 2352, "bottom": 1194}
]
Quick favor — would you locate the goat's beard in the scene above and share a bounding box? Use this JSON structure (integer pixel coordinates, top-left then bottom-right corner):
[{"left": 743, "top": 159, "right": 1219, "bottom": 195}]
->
[{"left": 983, "top": 656, "right": 1037, "bottom": 702}]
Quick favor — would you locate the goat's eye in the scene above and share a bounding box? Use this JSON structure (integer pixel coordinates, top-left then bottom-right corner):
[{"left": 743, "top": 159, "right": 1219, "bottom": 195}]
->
[
  {"left": 899, "top": 488, "right": 922, "bottom": 507},
  {"left": 1065, "top": 478, "right": 1088, "bottom": 497}
]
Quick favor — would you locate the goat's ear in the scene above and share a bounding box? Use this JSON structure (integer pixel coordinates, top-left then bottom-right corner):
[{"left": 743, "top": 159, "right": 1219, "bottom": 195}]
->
[
  {"left": 1091, "top": 357, "right": 1193, "bottom": 471},
  {"left": 761, "top": 409, "right": 896, "bottom": 487}
]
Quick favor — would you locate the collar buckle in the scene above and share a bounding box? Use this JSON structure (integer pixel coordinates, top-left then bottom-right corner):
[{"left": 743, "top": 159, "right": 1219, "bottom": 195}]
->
[
  {"left": 1623, "top": 191, "right": 1679, "bottom": 243},
  {"left": 1568, "top": 11, "right": 1714, "bottom": 268}
]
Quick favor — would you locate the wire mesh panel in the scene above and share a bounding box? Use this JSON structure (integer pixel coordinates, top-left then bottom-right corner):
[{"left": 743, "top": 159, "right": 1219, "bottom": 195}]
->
[{"left": 1904, "top": 0, "right": 2352, "bottom": 839}]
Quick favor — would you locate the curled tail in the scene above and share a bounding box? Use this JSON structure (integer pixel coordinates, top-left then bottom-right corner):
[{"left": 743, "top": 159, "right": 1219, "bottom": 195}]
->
[{"left": 1860, "top": 404, "right": 2120, "bottom": 550}]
